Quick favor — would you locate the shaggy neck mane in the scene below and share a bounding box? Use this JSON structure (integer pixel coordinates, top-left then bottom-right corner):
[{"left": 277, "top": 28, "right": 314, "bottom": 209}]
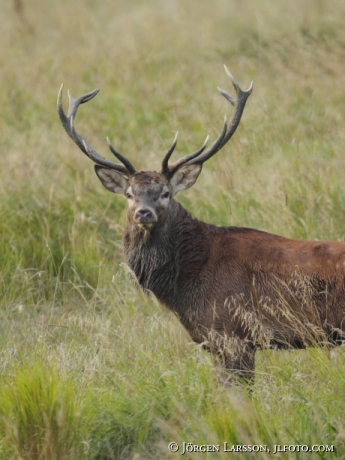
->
[{"left": 123, "top": 200, "right": 209, "bottom": 314}]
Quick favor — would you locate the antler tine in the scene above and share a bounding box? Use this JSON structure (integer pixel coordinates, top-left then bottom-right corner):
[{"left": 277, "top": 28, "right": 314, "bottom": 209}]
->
[
  {"left": 164, "top": 135, "right": 210, "bottom": 176},
  {"left": 58, "top": 85, "right": 136, "bottom": 176},
  {"left": 58, "top": 84, "right": 98, "bottom": 150},
  {"left": 160, "top": 67, "right": 253, "bottom": 177},
  {"left": 80, "top": 140, "right": 126, "bottom": 175},
  {"left": 67, "top": 87, "right": 100, "bottom": 118},
  {"left": 106, "top": 137, "right": 138, "bottom": 175},
  {"left": 184, "top": 66, "right": 253, "bottom": 166},
  {"left": 161, "top": 132, "right": 179, "bottom": 175},
  {"left": 162, "top": 115, "right": 228, "bottom": 177}
]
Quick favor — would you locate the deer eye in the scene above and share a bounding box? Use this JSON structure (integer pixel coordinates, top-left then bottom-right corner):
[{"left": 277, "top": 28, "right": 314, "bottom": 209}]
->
[
  {"left": 162, "top": 191, "right": 170, "bottom": 199},
  {"left": 125, "top": 192, "right": 133, "bottom": 199}
]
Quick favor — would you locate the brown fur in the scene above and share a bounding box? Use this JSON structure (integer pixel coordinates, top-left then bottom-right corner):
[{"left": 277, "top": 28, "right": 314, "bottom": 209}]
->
[{"left": 115, "top": 172, "right": 345, "bottom": 382}]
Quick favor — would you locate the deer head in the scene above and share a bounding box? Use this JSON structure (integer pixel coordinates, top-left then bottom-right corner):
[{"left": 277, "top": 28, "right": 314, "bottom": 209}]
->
[{"left": 57, "top": 66, "right": 253, "bottom": 231}]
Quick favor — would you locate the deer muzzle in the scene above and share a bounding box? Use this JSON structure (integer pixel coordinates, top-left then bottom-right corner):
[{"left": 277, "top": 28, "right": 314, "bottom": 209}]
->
[{"left": 134, "top": 207, "right": 158, "bottom": 227}]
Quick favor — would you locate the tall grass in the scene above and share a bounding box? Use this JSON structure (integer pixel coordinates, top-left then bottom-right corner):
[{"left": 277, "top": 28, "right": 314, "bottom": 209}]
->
[
  {"left": 0, "top": 361, "right": 83, "bottom": 460},
  {"left": 1, "top": 0, "right": 345, "bottom": 458}
]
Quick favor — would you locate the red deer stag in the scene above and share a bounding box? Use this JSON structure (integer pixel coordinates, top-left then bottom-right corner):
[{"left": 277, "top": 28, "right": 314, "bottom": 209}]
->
[{"left": 58, "top": 67, "right": 345, "bottom": 382}]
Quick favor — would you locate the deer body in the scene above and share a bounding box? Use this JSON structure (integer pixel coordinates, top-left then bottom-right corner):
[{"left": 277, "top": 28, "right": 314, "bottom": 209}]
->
[
  {"left": 58, "top": 67, "right": 345, "bottom": 382},
  {"left": 123, "top": 192, "right": 345, "bottom": 378}
]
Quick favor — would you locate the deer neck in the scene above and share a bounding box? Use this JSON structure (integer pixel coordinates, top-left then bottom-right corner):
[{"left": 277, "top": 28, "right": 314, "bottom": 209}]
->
[{"left": 123, "top": 200, "right": 196, "bottom": 303}]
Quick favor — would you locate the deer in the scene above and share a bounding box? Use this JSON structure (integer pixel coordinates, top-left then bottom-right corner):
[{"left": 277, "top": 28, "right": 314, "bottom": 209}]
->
[{"left": 58, "top": 66, "right": 345, "bottom": 383}]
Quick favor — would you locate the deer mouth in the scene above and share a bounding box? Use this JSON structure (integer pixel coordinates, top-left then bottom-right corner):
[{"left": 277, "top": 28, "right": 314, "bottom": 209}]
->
[
  {"left": 134, "top": 217, "right": 157, "bottom": 230},
  {"left": 134, "top": 208, "right": 157, "bottom": 228},
  {"left": 137, "top": 222, "right": 154, "bottom": 230}
]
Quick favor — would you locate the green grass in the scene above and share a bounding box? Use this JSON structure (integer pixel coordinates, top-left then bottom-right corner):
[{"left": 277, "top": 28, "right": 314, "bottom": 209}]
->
[{"left": 1, "top": 0, "right": 345, "bottom": 458}]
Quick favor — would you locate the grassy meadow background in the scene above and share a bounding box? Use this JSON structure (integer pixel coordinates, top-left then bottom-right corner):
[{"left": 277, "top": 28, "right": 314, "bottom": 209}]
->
[{"left": 1, "top": 0, "right": 345, "bottom": 458}]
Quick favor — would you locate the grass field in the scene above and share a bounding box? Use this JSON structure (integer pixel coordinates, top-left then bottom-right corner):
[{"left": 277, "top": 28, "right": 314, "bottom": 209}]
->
[{"left": 1, "top": 0, "right": 345, "bottom": 458}]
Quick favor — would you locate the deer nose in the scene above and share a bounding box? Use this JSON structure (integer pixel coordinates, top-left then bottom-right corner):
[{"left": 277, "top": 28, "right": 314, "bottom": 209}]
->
[{"left": 134, "top": 208, "right": 156, "bottom": 224}]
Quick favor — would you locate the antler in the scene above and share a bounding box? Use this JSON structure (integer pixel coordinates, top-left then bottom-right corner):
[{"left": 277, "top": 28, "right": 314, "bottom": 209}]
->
[
  {"left": 57, "top": 85, "right": 138, "bottom": 177},
  {"left": 161, "top": 66, "right": 253, "bottom": 178}
]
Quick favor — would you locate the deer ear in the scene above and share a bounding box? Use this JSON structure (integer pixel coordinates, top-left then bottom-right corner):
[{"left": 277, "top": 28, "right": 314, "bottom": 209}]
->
[
  {"left": 94, "top": 166, "right": 128, "bottom": 194},
  {"left": 170, "top": 163, "right": 202, "bottom": 195}
]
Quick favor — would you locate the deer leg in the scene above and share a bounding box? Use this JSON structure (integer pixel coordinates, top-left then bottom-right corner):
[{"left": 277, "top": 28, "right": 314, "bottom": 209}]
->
[
  {"left": 223, "top": 342, "right": 256, "bottom": 384},
  {"left": 212, "top": 336, "right": 256, "bottom": 384}
]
